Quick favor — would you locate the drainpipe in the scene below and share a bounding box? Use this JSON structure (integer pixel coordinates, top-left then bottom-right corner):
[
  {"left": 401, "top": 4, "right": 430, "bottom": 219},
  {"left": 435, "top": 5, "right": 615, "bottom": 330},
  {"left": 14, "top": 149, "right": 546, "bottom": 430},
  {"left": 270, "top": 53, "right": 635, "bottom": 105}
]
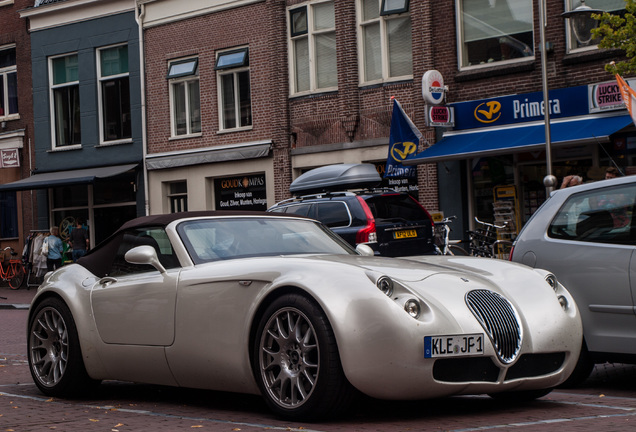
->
[{"left": 135, "top": 2, "right": 149, "bottom": 216}]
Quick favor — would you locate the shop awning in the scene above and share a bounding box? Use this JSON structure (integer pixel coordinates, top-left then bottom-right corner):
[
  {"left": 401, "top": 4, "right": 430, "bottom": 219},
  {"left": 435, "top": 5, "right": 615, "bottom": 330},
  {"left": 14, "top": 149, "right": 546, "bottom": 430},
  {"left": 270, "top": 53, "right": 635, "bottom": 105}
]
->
[
  {"left": 0, "top": 163, "right": 138, "bottom": 192},
  {"left": 403, "top": 114, "right": 633, "bottom": 165},
  {"left": 145, "top": 141, "right": 272, "bottom": 170}
]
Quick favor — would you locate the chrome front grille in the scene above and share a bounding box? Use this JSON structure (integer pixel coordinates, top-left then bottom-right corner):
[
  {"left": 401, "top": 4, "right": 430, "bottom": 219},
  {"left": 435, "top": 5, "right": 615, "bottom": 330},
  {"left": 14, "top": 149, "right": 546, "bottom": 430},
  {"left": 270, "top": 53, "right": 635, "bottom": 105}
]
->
[{"left": 465, "top": 290, "right": 521, "bottom": 364}]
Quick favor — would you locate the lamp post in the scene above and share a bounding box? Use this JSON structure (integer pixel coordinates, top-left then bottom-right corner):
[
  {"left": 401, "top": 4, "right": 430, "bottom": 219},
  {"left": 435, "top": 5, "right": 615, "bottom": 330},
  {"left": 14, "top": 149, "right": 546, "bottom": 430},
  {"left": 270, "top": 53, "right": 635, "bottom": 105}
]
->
[{"left": 540, "top": 1, "right": 603, "bottom": 195}]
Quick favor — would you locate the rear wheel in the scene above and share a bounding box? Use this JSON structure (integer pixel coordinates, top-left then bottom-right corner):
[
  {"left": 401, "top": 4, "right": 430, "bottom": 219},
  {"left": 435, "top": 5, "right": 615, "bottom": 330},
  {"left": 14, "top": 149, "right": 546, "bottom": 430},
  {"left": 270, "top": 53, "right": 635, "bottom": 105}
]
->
[
  {"left": 28, "top": 297, "right": 99, "bottom": 396},
  {"left": 253, "top": 293, "right": 356, "bottom": 421},
  {"left": 8, "top": 263, "right": 25, "bottom": 290}
]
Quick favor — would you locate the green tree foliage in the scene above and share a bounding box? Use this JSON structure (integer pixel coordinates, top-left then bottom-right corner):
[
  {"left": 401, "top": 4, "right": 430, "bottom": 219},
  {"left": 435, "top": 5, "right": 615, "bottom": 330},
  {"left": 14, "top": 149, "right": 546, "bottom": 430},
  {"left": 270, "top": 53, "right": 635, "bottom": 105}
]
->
[{"left": 592, "top": 0, "right": 636, "bottom": 75}]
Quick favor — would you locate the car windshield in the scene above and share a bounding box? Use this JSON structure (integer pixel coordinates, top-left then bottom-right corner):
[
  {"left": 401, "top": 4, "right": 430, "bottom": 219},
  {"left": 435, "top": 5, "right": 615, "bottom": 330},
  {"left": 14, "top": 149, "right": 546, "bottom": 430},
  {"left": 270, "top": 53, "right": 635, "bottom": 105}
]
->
[{"left": 177, "top": 217, "right": 357, "bottom": 263}]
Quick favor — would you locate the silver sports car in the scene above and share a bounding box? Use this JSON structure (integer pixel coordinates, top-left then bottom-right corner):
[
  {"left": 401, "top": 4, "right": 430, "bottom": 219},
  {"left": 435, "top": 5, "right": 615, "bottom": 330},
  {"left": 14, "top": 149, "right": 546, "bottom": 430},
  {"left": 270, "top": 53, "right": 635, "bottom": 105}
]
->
[{"left": 28, "top": 211, "right": 582, "bottom": 420}]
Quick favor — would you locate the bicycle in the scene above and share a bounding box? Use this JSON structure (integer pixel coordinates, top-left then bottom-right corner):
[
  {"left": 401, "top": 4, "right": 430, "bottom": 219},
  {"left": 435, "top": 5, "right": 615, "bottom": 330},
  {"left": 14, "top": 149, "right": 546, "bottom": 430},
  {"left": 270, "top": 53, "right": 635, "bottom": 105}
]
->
[
  {"left": 0, "top": 247, "right": 26, "bottom": 290},
  {"left": 468, "top": 218, "right": 513, "bottom": 259},
  {"left": 434, "top": 216, "right": 469, "bottom": 256}
]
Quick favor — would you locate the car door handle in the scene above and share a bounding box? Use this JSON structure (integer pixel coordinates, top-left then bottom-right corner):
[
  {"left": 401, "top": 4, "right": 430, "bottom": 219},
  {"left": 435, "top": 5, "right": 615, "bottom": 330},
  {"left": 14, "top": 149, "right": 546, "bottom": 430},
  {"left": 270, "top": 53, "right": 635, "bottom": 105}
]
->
[{"left": 99, "top": 276, "right": 118, "bottom": 287}]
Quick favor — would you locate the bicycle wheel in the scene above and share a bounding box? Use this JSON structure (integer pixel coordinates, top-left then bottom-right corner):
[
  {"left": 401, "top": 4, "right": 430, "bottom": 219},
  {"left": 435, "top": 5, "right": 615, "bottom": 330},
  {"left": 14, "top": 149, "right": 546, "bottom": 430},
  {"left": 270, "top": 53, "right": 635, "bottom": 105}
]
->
[
  {"left": 8, "top": 262, "right": 25, "bottom": 290},
  {"left": 448, "top": 245, "right": 469, "bottom": 256}
]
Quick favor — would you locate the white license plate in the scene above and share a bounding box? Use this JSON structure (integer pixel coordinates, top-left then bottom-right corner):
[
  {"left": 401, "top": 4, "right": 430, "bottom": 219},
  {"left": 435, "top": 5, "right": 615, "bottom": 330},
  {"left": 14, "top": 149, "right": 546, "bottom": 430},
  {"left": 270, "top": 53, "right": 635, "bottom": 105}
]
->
[{"left": 424, "top": 333, "right": 484, "bottom": 358}]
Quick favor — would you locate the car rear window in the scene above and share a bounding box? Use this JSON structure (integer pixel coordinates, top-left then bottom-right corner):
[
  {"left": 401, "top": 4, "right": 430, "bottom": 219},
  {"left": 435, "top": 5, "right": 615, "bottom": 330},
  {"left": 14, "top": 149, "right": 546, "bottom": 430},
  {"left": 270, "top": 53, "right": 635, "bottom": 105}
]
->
[
  {"left": 364, "top": 194, "right": 431, "bottom": 222},
  {"left": 548, "top": 183, "right": 635, "bottom": 244},
  {"left": 313, "top": 202, "right": 351, "bottom": 227}
]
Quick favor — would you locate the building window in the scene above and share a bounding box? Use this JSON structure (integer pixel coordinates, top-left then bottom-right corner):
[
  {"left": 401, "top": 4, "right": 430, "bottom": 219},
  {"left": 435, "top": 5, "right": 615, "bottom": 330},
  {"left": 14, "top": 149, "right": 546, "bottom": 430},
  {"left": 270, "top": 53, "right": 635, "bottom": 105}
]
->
[
  {"left": 288, "top": 1, "right": 337, "bottom": 94},
  {"left": 98, "top": 45, "right": 131, "bottom": 143},
  {"left": 457, "top": 0, "right": 534, "bottom": 69},
  {"left": 167, "top": 181, "right": 188, "bottom": 213},
  {"left": 0, "top": 191, "right": 18, "bottom": 239},
  {"left": 50, "top": 53, "right": 81, "bottom": 147},
  {"left": 216, "top": 48, "right": 251, "bottom": 130},
  {"left": 0, "top": 45, "right": 18, "bottom": 119},
  {"left": 358, "top": 0, "right": 412, "bottom": 84},
  {"left": 168, "top": 57, "right": 201, "bottom": 137},
  {"left": 566, "top": 0, "right": 625, "bottom": 52}
]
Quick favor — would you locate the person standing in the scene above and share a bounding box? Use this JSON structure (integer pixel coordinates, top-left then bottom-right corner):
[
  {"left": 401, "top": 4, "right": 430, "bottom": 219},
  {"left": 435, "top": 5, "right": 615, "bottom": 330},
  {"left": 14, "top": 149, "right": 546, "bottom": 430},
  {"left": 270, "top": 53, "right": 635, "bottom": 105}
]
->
[
  {"left": 69, "top": 218, "right": 89, "bottom": 262},
  {"left": 46, "top": 226, "right": 64, "bottom": 271}
]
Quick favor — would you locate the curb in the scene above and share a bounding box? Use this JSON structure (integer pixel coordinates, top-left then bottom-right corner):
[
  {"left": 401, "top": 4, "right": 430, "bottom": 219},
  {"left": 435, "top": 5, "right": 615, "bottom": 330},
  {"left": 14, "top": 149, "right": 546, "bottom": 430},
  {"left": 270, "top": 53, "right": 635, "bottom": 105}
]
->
[{"left": 0, "top": 304, "right": 30, "bottom": 310}]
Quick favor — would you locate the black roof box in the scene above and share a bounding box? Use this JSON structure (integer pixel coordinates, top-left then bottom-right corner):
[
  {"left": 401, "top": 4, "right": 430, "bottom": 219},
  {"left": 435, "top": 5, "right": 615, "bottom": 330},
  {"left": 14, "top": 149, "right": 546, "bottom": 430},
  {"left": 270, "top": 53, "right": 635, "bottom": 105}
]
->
[{"left": 289, "top": 163, "right": 382, "bottom": 195}]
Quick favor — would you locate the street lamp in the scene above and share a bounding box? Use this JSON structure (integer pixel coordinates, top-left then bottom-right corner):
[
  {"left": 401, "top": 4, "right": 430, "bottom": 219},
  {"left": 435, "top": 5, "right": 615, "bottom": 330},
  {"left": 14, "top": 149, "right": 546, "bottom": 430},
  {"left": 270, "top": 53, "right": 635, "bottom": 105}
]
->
[
  {"left": 562, "top": 0, "right": 604, "bottom": 47},
  {"left": 539, "top": 1, "right": 603, "bottom": 195}
]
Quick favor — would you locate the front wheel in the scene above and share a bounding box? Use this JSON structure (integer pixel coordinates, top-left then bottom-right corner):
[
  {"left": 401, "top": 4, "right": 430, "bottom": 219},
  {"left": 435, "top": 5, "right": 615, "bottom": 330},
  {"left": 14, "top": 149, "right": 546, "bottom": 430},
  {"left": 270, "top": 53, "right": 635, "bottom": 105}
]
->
[
  {"left": 448, "top": 245, "right": 469, "bottom": 256},
  {"left": 252, "top": 294, "right": 356, "bottom": 421},
  {"left": 28, "top": 297, "right": 99, "bottom": 397}
]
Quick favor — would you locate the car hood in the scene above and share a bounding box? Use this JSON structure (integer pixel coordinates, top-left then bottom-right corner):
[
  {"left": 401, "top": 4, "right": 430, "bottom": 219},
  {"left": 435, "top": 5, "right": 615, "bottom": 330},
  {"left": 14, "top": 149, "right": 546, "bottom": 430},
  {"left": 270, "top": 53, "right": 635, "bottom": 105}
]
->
[{"left": 306, "top": 254, "right": 530, "bottom": 283}]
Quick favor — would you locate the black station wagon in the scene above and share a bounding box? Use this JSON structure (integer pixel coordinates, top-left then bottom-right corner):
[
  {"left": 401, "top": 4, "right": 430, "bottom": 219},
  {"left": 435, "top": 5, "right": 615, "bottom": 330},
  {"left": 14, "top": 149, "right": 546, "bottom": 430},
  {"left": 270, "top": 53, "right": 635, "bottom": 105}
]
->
[{"left": 268, "top": 164, "right": 435, "bottom": 257}]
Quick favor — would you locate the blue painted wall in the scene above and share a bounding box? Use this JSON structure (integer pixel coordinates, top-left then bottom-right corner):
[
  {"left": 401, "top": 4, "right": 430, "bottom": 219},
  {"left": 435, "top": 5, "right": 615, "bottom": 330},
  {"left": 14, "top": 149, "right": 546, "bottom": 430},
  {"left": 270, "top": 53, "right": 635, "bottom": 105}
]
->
[{"left": 30, "top": 11, "right": 142, "bottom": 172}]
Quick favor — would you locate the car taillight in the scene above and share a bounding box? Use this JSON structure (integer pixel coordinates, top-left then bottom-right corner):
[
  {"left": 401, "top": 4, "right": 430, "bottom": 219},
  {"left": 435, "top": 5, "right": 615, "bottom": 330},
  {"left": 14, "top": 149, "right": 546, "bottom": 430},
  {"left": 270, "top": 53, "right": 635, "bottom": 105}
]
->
[
  {"left": 508, "top": 245, "right": 515, "bottom": 261},
  {"left": 356, "top": 196, "right": 377, "bottom": 244}
]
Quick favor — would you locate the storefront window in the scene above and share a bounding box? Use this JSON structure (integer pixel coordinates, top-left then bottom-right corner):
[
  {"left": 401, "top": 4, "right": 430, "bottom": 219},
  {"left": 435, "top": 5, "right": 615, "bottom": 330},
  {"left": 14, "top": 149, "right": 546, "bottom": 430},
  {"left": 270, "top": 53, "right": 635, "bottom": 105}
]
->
[
  {"left": 52, "top": 184, "right": 88, "bottom": 208},
  {"left": 471, "top": 156, "right": 514, "bottom": 223},
  {"left": 457, "top": 0, "right": 534, "bottom": 69},
  {"left": 0, "top": 191, "right": 18, "bottom": 238},
  {"left": 94, "top": 172, "right": 136, "bottom": 205}
]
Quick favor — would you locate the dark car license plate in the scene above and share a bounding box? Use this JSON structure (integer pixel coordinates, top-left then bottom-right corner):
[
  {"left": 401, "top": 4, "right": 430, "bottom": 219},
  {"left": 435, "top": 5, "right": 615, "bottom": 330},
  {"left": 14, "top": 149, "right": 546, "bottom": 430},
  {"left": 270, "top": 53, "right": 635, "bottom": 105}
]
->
[
  {"left": 424, "top": 334, "right": 484, "bottom": 358},
  {"left": 394, "top": 229, "right": 417, "bottom": 239}
]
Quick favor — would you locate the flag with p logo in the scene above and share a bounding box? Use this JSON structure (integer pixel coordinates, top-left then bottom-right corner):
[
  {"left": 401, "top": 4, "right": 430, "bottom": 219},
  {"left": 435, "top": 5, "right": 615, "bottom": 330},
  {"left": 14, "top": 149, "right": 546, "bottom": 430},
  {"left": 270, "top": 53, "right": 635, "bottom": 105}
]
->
[{"left": 385, "top": 98, "right": 420, "bottom": 179}]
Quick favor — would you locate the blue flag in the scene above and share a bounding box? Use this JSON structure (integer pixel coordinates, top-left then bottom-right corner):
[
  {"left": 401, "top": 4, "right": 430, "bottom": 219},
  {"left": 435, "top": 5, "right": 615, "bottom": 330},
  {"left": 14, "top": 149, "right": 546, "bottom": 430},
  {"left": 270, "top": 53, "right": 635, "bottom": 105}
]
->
[{"left": 385, "top": 99, "right": 421, "bottom": 179}]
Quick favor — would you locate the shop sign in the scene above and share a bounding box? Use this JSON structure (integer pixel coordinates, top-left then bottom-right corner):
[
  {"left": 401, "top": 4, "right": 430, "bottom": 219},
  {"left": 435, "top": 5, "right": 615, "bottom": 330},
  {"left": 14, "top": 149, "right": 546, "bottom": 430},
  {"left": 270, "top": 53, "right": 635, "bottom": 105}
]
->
[
  {"left": 426, "top": 105, "right": 455, "bottom": 127},
  {"left": 374, "top": 162, "right": 419, "bottom": 199},
  {"left": 0, "top": 149, "right": 19, "bottom": 168},
  {"left": 422, "top": 70, "right": 446, "bottom": 105},
  {"left": 588, "top": 79, "right": 636, "bottom": 113},
  {"left": 214, "top": 173, "right": 267, "bottom": 210},
  {"left": 451, "top": 85, "right": 590, "bottom": 130}
]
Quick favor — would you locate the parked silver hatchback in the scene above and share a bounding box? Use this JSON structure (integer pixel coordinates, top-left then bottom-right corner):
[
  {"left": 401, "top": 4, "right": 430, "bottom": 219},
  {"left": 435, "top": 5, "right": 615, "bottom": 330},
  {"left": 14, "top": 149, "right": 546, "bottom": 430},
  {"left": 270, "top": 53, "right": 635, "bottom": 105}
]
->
[{"left": 511, "top": 175, "right": 636, "bottom": 385}]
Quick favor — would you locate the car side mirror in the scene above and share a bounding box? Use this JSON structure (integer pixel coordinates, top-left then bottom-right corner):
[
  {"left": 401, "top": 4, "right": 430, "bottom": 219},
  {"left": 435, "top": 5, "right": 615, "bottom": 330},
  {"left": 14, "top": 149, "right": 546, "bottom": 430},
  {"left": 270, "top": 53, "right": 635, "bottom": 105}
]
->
[
  {"left": 355, "top": 244, "right": 375, "bottom": 257},
  {"left": 125, "top": 245, "right": 167, "bottom": 274}
]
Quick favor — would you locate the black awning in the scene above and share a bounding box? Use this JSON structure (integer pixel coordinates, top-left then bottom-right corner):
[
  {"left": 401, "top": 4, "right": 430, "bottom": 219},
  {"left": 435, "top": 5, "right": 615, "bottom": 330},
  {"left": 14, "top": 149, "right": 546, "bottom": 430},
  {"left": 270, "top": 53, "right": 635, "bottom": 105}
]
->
[{"left": 0, "top": 163, "right": 138, "bottom": 192}]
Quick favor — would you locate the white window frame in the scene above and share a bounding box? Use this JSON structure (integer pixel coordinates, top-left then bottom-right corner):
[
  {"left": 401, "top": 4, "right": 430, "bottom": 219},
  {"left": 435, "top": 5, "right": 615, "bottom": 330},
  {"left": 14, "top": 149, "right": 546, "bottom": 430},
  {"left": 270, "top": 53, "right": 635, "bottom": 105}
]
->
[
  {"left": 455, "top": 0, "right": 535, "bottom": 71},
  {"left": 0, "top": 44, "right": 18, "bottom": 121},
  {"left": 564, "top": 0, "right": 626, "bottom": 54},
  {"left": 166, "top": 181, "right": 188, "bottom": 213},
  {"left": 48, "top": 52, "right": 81, "bottom": 150},
  {"left": 287, "top": 0, "right": 338, "bottom": 96},
  {"left": 168, "top": 57, "right": 201, "bottom": 138},
  {"left": 216, "top": 47, "right": 252, "bottom": 132},
  {"left": 357, "top": 0, "right": 413, "bottom": 86},
  {"left": 97, "top": 44, "right": 131, "bottom": 145}
]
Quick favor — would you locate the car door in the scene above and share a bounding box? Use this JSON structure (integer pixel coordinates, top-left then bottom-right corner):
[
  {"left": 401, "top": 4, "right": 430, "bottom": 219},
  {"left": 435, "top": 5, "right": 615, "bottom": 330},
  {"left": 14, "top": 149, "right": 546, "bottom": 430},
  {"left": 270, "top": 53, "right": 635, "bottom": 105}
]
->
[
  {"left": 531, "top": 183, "right": 636, "bottom": 354},
  {"left": 91, "top": 228, "right": 180, "bottom": 347}
]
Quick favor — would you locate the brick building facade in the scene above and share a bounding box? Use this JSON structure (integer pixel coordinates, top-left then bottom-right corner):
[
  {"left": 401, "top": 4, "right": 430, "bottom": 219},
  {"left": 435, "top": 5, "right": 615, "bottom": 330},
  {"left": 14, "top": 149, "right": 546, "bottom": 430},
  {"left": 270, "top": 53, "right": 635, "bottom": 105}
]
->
[{"left": 0, "top": 0, "right": 35, "bottom": 253}]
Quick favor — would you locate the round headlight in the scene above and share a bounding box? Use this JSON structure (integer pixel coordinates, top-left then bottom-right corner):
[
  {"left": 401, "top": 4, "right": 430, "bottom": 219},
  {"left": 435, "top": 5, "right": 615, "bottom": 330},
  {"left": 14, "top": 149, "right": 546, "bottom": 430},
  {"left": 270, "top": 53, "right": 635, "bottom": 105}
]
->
[
  {"left": 377, "top": 276, "right": 394, "bottom": 297},
  {"left": 545, "top": 274, "right": 558, "bottom": 291},
  {"left": 404, "top": 299, "right": 421, "bottom": 318},
  {"left": 558, "top": 295, "right": 568, "bottom": 310}
]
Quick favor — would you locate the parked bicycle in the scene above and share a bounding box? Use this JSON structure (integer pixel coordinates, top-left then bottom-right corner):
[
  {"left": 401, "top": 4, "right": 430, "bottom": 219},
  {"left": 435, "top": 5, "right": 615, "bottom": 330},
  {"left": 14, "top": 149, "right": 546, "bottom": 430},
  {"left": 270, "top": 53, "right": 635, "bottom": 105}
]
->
[
  {"left": 0, "top": 247, "right": 26, "bottom": 289},
  {"left": 468, "top": 218, "right": 513, "bottom": 259},
  {"left": 434, "top": 216, "right": 469, "bottom": 256}
]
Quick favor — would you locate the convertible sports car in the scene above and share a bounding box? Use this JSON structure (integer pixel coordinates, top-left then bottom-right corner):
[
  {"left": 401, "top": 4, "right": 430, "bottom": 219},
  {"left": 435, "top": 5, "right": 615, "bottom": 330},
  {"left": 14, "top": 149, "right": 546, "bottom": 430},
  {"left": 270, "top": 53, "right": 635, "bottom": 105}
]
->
[{"left": 28, "top": 211, "right": 582, "bottom": 420}]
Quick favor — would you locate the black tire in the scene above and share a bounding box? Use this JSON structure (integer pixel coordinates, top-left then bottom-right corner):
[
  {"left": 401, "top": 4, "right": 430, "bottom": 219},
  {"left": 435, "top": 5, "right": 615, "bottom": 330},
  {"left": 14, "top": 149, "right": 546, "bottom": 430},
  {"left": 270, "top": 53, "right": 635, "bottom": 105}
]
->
[
  {"left": 252, "top": 293, "right": 356, "bottom": 421},
  {"left": 488, "top": 387, "right": 553, "bottom": 402},
  {"left": 8, "top": 264, "right": 24, "bottom": 290},
  {"left": 558, "top": 340, "right": 594, "bottom": 388},
  {"left": 28, "top": 297, "right": 100, "bottom": 397},
  {"left": 448, "top": 245, "right": 469, "bottom": 256}
]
